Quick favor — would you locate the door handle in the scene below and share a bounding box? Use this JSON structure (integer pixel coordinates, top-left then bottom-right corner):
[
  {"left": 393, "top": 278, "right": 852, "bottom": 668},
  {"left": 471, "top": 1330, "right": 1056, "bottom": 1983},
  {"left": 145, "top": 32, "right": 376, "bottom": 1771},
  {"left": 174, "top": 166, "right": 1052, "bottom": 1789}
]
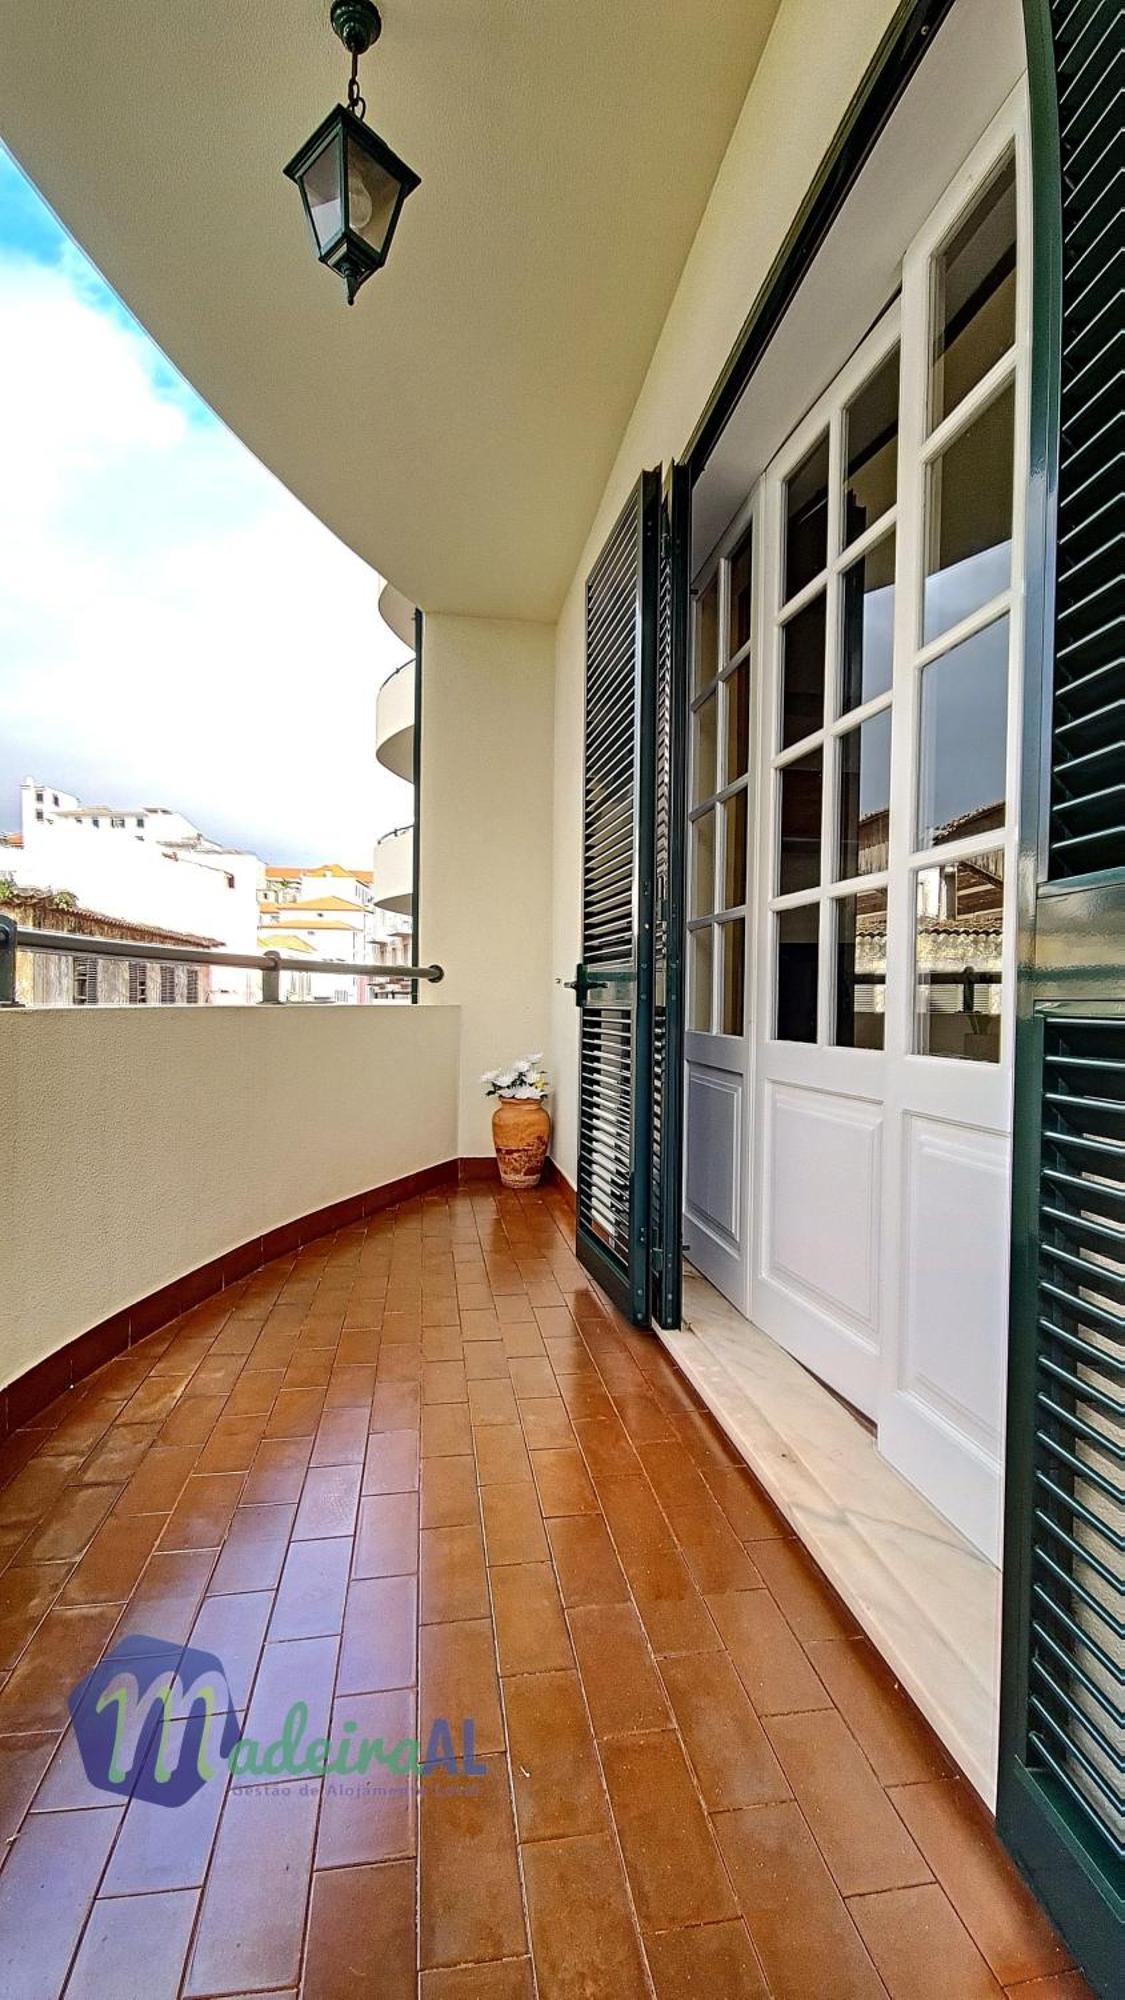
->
[{"left": 561, "top": 964, "right": 608, "bottom": 1006}]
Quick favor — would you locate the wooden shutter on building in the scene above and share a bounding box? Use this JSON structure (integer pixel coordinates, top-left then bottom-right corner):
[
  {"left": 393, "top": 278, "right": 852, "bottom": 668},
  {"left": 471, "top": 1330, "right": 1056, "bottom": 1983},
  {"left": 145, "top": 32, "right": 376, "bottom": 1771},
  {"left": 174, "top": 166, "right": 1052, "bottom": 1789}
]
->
[
  {"left": 575, "top": 471, "right": 660, "bottom": 1321},
  {"left": 998, "top": 4, "right": 1124, "bottom": 1988},
  {"left": 650, "top": 466, "right": 691, "bottom": 1329}
]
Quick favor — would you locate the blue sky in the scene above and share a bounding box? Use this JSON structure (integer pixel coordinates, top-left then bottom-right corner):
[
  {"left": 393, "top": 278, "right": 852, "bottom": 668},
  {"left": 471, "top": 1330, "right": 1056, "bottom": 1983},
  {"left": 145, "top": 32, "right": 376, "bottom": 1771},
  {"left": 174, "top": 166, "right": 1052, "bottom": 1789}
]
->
[{"left": 0, "top": 144, "right": 413, "bottom": 866}]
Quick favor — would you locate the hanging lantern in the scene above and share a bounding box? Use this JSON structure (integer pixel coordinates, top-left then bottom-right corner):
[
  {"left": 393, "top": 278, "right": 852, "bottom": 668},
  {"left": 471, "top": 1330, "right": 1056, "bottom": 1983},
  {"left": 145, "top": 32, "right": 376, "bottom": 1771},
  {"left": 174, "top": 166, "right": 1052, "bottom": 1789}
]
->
[{"left": 284, "top": 1, "right": 420, "bottom": 305}]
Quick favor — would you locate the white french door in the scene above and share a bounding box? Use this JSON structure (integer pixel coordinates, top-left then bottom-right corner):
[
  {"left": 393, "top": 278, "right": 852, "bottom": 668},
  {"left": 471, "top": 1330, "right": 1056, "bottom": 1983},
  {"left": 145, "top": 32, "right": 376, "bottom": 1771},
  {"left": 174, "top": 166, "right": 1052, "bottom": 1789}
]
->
[
  {"left": 749, "top": 91, "right": 1030, "bottom": 1557},
  {"left": 752, "top": 307, "right": 902, "bottom": 1416},
  {"left": 684, "top": 513, "right": 755, "bottom": 1311}
]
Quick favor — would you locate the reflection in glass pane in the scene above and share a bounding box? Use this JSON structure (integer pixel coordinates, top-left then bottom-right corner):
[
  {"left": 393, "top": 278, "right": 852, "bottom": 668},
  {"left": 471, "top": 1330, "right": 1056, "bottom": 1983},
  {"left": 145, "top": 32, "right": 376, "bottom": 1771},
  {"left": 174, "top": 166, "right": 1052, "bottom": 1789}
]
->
[
  {"left": 726, "top": 659, "right": 750, "bottom": 784},
  {"left": 723, "top": 790, "right": 748, "bottom": 910},
  {"left": 693, "top": 692, "right": 718, "bottom": 804},
  {"left": 779, "top": 749, "right": 823, "bottom": 894},
  {"left": 303, "top": 142, "right": 345, "bottom": 251},
  {"left": 924, "top": 385, "right": 1014, "bottom": 644},
  {"left": 781, "top": 594, "right": 826, "bottom": 749},
  {"left": 776, "top": 903, "right": 818, "bottom": 1042},
  {"left": 729, "top": 529, "right": 753, "bottom": 656},
  {"left": 695, "top": 578, "right": 719, "bottom": 692},
  {"left": 690, "top": 925, "right": 714, "bottom": 1034},
  {"left": 838, "top": 709, "right": 892, "bottom": 880},
  {"left": 915, "top": 851, "right": 1005, "bottom": 1062},
  {"left": 691, "top": 809, "right": 716, "bottom": 918},
  {"left": 844, "top": 351, "right": 899, "bottom": 544},
  {"left": 784, "top": 434, "right": 830, "bottom": 601},
  {"left": 834, "top": 888, "right": 887, "bottom": 1049},
  {"left": 841, "top": 533, "right": 895, "bottom": 713},
  {"left": 918, "top": 617, "right": 1008, "bottom": 848},
  {"left": 932, "top": 154, "right": 1017, "bottom": 429},
  {"left": 721, "top": 919, "right": 746, "bottom": 1036}
]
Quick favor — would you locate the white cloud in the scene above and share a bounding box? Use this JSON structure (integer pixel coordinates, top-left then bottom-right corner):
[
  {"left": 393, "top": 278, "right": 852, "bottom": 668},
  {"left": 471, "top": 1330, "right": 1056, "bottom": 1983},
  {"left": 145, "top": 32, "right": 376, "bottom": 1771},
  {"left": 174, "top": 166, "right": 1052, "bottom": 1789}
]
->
[{"left": 0, "top": 252, "right": 413, "bottom": 862}]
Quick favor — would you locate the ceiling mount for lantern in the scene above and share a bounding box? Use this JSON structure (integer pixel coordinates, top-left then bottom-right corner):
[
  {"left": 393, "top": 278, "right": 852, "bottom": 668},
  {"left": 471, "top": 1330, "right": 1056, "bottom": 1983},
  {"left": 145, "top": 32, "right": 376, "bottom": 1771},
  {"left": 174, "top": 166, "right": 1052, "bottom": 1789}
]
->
[{"left": 284, "top": 0, "right": 420, "bottom": 306}]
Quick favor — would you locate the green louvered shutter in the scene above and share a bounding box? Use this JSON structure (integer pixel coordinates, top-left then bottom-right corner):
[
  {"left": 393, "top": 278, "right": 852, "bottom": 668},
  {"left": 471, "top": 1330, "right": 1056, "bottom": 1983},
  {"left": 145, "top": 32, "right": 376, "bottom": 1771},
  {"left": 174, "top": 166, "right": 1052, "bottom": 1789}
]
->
[
  {"left": 997, "top": 4, "right": 1124, "bottom": 1991},
  {"left": 649, "top": 465, "right": 691, "bottom": 1329},
  {"left": 574, "top": 472, "right": 660, "bottom": 1322}
]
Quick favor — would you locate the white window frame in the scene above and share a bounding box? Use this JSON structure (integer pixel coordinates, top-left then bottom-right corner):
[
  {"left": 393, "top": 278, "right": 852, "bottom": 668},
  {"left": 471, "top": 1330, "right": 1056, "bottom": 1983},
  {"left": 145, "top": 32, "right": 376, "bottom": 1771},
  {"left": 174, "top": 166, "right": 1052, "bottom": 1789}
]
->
[
  {"left": 761, "top": 303, "right": 902, "bottom": 1050},
  {"left": 887, "top": 88, "right": 1031, "bottom": 1075},
  {"left": 687, "top": 498, "right": 758, "bottom": 1044},
  {"left": 758, "top": 86, "right": 1031, "bottom": 1071}
]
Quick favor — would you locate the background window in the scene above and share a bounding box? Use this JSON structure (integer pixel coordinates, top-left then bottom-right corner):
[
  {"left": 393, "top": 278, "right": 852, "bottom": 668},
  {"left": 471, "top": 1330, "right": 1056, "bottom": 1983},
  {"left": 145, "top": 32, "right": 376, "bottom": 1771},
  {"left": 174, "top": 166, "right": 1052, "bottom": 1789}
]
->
[{"left": 73, "top": 958, "right": 98, "bottom": 1006}]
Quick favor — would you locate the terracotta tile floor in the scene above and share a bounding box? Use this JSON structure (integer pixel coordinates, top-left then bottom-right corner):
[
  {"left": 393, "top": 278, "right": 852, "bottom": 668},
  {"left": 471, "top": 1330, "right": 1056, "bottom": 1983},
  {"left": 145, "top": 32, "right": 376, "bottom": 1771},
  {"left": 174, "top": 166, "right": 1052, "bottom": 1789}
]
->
[{"left": 0, "top": 1185, "right": 1094, "bottom": 1999}]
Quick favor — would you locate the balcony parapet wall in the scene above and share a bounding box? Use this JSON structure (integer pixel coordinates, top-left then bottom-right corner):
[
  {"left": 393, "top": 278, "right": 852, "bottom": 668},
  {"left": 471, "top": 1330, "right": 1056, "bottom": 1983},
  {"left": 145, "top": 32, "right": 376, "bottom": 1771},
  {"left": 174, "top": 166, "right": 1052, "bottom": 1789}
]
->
[{"left": 0, "top": 1004, "right": 460, "bottom": 1425}]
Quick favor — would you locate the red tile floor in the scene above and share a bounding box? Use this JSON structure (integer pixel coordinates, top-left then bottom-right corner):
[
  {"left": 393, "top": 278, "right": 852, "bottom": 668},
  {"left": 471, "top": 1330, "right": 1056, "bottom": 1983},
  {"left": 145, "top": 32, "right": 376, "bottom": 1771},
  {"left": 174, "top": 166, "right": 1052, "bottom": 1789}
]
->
[{"left": 0, "top": 1185, "right": 1093, "bottom": 1998}]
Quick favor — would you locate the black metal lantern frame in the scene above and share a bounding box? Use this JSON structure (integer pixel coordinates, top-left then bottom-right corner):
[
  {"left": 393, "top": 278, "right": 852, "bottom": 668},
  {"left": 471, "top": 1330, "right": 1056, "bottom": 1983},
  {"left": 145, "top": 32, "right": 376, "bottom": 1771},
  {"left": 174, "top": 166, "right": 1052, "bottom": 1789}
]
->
[{"left": 284, "top": 1, "right": 420, "bottom": 305}]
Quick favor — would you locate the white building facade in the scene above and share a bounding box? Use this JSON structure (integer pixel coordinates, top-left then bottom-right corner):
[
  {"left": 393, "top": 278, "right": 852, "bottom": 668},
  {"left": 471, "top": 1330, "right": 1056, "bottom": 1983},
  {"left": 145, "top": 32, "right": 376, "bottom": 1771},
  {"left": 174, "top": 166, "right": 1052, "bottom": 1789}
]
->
[{"left": 13, "top": 780, "right": 261, "bottom": 1002}]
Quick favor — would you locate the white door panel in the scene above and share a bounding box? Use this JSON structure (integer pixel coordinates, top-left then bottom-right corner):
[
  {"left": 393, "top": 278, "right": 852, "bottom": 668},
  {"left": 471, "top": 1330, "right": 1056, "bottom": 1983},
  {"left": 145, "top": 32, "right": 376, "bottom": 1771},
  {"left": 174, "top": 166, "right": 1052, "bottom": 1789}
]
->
[
  {"left": 683, "top": 511, "right": 756, "bottom": 1316},
  {"left": 742, "top": 91, "right": 1030, "bottom": 1553},
  {"left": 897, "top": 1115, "right": 1010, "bottom": 1445},
  {"left": 764, "top": 1083, "right": 882, "bottom": 1331},
  {"left": 683, "top": 1050, "right": 747, "bottom": 1306},
  {"left": 685, "top": 1059, "right": 742, "bottom": 1242}
]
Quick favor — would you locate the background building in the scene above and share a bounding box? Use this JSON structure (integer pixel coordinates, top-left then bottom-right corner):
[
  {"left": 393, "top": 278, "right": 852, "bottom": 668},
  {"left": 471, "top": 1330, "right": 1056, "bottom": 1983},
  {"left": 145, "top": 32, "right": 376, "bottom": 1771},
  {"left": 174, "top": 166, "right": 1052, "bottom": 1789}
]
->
[
  {"left": 257, "top": 861, "right": 412, "bottom": 1002},
  {"left": 0, "top": 885, "right": 215, "bottom": 1006},
  {"left": 11, "top": 779, "right": 259, "bottom": 1001}
]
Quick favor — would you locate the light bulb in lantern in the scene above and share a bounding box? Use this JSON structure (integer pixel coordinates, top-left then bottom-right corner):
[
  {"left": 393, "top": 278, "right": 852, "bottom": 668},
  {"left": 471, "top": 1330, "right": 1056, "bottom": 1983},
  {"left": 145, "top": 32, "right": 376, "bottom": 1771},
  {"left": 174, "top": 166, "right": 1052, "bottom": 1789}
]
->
[{"left": 348, "top": 167, "right": 373, "bottom": 232}]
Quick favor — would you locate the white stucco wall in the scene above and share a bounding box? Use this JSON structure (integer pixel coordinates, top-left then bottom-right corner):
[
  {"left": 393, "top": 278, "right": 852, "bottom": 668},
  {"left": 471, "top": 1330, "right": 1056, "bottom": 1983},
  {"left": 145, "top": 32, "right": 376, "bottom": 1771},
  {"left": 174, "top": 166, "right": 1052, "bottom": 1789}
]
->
[
  {"left": 0, "top": 1004, "right": 460, "bottom": 1388},
  {"left": 547, "top": 0, "right": 902, "bottom": 1180},
  {"left": 418, "top": 615, "right": 555, "bottom": 1157}
]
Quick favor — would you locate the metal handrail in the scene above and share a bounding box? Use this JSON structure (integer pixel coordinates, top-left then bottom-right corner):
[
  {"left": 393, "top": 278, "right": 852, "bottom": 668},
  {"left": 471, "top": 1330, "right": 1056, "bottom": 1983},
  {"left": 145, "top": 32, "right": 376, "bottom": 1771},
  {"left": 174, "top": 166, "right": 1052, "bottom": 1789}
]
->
[
  {"left": 379, "top": 656, "right": 415, "bottom": 691},
  {"left": 0, "top": 916, "right": 442, "bottom": 1006}
]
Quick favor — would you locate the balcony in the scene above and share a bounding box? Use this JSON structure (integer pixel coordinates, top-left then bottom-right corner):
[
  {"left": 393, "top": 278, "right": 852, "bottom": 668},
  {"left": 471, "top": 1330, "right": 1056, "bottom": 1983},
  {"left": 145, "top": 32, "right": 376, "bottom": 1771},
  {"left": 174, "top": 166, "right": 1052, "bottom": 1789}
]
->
[
  {"left": 375, "top": 657, "right": 416, "bottom": 784},
  {"left": 0, "top": 1000, "right": 1077, "bottom": 1998},
  {"left": 0, "top": 0, "right": 1115, "bottom": 1992},
  {"left": 371, "top": 823, "right": 414, "bottom": 918}
]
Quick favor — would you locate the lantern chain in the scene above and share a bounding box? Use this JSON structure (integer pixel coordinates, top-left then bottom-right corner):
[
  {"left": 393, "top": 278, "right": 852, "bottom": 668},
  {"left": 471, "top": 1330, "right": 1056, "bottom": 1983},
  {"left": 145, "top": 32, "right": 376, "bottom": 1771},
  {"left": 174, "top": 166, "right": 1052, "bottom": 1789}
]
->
[{"left": 347, "top": 50, "right": 366, "bottom": 122}]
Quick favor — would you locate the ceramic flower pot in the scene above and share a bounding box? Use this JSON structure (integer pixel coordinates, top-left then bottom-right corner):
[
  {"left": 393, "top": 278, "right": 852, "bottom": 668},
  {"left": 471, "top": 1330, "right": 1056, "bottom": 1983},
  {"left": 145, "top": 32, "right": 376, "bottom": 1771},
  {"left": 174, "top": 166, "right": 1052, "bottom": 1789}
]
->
[{"left": 492, "top": 1096, "right": 551, "bottom": 1190}]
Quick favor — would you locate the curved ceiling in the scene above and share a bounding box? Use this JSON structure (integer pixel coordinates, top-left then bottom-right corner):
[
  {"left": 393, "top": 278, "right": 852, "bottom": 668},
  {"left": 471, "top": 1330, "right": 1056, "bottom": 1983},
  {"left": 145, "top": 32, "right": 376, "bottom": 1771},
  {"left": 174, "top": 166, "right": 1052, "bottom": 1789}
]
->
[{"left": 0, "top": 2, "right": 779, "bottom": 621}]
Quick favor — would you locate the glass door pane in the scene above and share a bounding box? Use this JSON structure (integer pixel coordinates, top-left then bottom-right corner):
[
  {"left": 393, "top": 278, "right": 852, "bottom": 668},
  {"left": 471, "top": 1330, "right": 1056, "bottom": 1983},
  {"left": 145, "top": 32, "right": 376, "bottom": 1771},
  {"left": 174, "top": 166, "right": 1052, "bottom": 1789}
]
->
[
  {"left": 930, "top": 153, "right": 1017, "bottom": 428},
  {"left": 784, "top": 434, "right": 830, "bottom": 599},
  {"left": 843, "top": 350, "right": 899, "bottom": 544},
  {"left": 923, "top": 384, "right": 1014, "bottom": 643}
]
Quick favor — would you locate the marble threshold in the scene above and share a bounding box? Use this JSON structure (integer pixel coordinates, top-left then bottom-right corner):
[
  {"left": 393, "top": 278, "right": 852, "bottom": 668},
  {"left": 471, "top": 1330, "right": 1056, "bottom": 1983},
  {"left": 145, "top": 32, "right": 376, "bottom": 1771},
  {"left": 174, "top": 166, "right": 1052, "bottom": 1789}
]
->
[{"left": 658, "top": 1269, "right": 1002, "bottom": 1807}]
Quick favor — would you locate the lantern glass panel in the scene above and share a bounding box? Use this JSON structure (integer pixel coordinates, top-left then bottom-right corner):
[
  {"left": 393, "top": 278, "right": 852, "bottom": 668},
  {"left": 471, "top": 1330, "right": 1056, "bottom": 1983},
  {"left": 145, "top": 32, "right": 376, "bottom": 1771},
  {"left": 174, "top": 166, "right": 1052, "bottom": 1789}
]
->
[
  {"left": 302, "top": 137, "right": 344, "bottom": 253},
  {"left": 345, "top": 133, "right": 403, "bottom": 257}
]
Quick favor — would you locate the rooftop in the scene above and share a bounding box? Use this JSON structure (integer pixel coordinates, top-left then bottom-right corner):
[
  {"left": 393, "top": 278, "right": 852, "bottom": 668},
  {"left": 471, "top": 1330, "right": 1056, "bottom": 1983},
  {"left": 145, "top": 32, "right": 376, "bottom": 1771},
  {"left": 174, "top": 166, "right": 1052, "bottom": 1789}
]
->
[
  {"left": 0, "top": 889, "right": 220, "bottom": 949},
  {"left": 259, "top": 896, "right": 367, "bottom": 913}
]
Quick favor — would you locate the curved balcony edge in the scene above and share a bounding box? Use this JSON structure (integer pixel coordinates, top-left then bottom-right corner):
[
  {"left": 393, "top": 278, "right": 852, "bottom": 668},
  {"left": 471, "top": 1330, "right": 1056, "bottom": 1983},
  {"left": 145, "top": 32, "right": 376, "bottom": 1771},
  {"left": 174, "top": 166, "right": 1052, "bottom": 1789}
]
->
[
  {"left": 375, "top": 656, "right": 416, "bottom": 783},
  {"left": 372, "top": 823, "right": 414, "bottom": 916}
]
